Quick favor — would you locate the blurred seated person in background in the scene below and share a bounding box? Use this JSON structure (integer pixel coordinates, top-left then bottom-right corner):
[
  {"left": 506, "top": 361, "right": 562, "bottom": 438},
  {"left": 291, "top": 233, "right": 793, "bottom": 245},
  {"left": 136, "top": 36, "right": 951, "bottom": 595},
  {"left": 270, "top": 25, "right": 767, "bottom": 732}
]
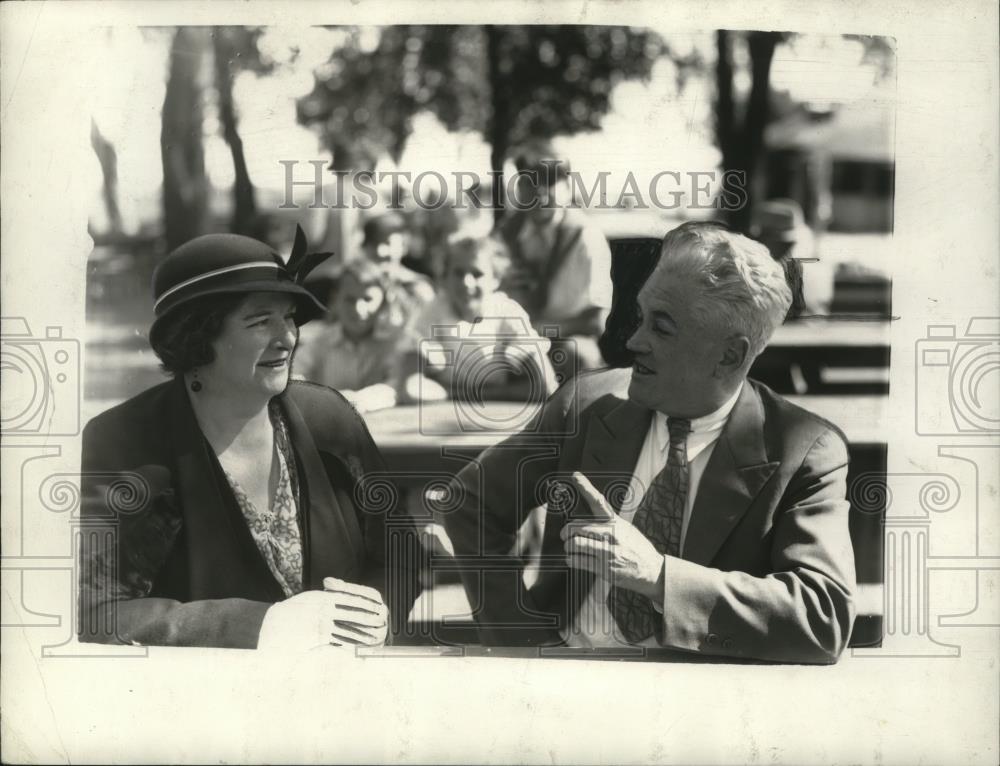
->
[
  {"left": 80, "top": 232, "right": 417, "bottom": 649},
  {"left": 497, "top": 142, "right": 614, "bottom": 382},
  {"left": 294, "top": 260, "right": 402, "bottom": 413},
  {"left": 403, "top": 186, "right": 461, "bottom": 280},
  {"left": 398, "top": 233, "right": 559, "bottom": 404},
  {"left": 752, "top": 198, "right": 834, "bottom": 317},
  {"left": 361, "top": 210, "right": 435, "bottom": 334}
]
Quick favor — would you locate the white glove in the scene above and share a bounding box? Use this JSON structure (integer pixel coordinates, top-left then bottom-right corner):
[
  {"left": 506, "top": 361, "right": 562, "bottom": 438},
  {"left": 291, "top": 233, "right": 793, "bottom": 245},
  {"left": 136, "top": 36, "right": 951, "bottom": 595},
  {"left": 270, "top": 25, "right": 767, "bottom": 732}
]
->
[{"left": 257, "top": 579, "right": 389, "bottom": 651}]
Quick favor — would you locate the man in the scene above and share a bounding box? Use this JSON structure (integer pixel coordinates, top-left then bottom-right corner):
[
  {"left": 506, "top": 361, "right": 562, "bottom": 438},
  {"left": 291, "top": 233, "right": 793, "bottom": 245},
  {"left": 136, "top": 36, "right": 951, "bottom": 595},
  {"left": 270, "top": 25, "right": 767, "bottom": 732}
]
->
[
  {"left": 360, "top": 211, "right": 435, "bottom": 335},
  {"left": 497, "top": 143, "right": 613, "bottom": 380},
  {"left": 442, "top": 221, "right": 857, "bottom": 664}
]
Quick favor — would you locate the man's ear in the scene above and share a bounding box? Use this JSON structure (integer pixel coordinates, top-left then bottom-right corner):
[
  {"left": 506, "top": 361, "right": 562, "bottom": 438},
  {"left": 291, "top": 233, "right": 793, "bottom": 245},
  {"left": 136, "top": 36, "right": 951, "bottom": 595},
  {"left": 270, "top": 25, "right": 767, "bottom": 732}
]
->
[{"left": 716, "top": 335, "right": 751, "bottom": 377}]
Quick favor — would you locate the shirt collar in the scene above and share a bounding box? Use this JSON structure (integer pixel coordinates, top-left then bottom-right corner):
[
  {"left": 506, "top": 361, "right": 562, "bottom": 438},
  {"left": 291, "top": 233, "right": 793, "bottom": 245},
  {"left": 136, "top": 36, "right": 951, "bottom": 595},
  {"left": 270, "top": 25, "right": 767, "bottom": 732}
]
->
[{"left": 653, "top": 382, "right": 744, "bottom": 452}]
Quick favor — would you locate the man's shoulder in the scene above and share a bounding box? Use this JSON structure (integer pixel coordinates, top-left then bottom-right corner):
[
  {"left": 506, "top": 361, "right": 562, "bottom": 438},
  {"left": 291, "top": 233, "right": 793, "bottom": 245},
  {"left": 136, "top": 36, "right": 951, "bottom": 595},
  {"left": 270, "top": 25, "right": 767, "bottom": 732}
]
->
[
  {"left": 573, "top": 366, "right": 632, "bottom": 399},
  {"left": 751, "top": 379, "right": 850, "bottom": 458},
  {"left": 548, "top": 367, "right": 631, "bottom": 415},
  {"left": 562, "top": 207, "right": 608, "bottom": 240}
]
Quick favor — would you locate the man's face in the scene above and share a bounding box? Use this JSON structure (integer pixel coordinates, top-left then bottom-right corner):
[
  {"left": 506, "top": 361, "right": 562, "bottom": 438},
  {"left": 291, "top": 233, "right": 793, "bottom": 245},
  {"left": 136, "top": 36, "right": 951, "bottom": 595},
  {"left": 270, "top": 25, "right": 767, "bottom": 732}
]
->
[
  {"left": 335, "top": 274, "right": 385, "bottom": 339},
  {"left": 444, "top": 247, "right": 496, "bottom": 321},
  {"left": 515, "top": 174, "right": 560, "bottom": 225},
  {"left": 626, "top": 266, "right": 731, "bottom": 418}
]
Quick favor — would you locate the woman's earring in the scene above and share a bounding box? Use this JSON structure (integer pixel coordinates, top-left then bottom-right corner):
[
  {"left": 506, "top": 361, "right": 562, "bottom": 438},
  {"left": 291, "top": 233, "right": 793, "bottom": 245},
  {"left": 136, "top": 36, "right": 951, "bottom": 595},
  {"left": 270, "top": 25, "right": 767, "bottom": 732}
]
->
[{"left": 190, "top": 369, "right": 202, "bottom": 393}]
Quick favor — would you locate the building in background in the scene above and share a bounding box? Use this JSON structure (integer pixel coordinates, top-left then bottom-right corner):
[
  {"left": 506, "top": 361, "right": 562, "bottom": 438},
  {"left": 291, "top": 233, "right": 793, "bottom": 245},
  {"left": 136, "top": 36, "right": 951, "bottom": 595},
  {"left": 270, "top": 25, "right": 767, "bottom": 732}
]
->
[{"left": 765, "top": 103, "right": 894, "bottom": 234}]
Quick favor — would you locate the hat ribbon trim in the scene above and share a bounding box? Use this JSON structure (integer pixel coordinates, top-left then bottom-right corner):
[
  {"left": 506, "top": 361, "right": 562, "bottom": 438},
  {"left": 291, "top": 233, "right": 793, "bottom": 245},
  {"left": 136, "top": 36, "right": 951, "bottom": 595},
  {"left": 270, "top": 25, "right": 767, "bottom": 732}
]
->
[{"left": 154, "top": 261, "right": 281, "bottom": 311}]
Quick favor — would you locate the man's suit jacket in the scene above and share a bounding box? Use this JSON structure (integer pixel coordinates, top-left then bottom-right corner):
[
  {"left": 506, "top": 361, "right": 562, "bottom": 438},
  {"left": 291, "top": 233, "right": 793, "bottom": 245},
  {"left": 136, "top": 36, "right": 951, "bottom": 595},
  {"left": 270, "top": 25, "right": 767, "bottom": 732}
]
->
[
  {"left": 78, "top": 378, "right": 420, "bottom": 649},
  {"left": 443, "top": 368, "right": 857, "bottom": 664}
]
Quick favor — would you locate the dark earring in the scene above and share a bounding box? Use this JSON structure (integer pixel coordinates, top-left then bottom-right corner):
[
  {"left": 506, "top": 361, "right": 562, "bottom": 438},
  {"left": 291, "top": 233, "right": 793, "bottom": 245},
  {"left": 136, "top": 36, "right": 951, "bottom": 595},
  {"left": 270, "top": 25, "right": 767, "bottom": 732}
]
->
[{"left": 190, "top": 369, "right": 202, "bottom": 393}]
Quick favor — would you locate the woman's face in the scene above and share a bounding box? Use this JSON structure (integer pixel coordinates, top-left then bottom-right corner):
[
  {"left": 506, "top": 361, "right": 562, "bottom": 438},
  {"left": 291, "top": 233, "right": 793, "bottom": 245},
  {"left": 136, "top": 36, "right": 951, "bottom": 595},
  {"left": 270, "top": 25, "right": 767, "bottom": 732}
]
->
[{"left": 200, "top": 292, "right": 298, "bottom": 400}]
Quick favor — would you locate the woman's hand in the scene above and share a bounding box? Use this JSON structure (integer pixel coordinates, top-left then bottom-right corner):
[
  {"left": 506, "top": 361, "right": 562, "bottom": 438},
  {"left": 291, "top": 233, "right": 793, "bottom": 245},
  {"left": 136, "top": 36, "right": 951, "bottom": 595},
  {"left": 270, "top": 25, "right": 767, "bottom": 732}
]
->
[
  {"left": 256, "top": 580, "right": 389, "bottom": 650},
  {"left": 323, "top": 577, "right": 389, "bottom": 647}
]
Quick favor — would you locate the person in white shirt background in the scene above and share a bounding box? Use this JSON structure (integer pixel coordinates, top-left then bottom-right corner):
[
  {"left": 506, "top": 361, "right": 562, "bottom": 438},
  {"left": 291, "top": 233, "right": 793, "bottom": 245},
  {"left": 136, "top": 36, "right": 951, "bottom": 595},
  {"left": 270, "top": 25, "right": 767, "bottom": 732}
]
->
[
  {"left": 497, "top": 142, "right": 614, "bottom": 382},
  {"left": 397, "top": 233, "right": 558, "bottom": 404}
]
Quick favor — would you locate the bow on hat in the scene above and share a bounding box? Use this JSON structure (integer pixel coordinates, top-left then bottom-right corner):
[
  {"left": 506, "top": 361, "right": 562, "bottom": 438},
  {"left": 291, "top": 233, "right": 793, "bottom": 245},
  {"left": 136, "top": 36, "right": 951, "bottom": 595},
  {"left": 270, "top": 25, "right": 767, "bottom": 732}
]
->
[{"left": 284, "top": 224, "right": 335, "bottom": 284}]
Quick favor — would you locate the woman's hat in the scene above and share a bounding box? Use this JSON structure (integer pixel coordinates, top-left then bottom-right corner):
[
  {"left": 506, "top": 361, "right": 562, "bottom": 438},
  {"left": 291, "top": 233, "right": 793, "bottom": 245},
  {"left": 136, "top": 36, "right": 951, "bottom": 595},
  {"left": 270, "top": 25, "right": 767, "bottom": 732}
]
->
[{"left": 150, "top": 226, "right": 333, "bottom": 345}]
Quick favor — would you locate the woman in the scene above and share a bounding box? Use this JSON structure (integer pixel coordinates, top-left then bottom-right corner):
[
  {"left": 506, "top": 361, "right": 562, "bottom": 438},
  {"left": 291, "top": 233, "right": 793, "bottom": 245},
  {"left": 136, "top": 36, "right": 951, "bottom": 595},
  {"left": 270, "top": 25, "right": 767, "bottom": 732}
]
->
[{"left": 79, "top": 230, "right": 419, "bottom": 649}]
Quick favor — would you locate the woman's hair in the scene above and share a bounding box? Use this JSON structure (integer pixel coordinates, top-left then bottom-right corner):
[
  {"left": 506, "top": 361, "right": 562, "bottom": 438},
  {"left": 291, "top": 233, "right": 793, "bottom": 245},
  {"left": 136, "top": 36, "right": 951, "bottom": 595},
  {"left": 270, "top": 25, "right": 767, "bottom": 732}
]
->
[{"left": 150, "top": 293, "right": 247, "bottom": 376}]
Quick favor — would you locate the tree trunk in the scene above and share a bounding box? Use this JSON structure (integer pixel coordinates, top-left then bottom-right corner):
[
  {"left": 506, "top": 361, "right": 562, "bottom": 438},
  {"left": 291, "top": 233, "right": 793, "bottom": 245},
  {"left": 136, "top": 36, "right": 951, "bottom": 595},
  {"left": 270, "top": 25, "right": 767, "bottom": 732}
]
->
[
  {"left": 161, "top": 27, "right": 209, "bottom": 251},
  {"left": 714, "top": 30, "right": 781, "bottom": 232},
  {"left": 213, "top": 28, "right": 257, "bottom": 237},
  {"left": 486, "top": 25, "right": 510, "bottom": 225},
  {"left": 90, "top": 118, "right": 123, "bottom": 237},
  {"left": 715, "top": 30, "right": 736, "bottom": 177},
  {"left": 737, "top": 31, "right": 781, "bottom": 232}
]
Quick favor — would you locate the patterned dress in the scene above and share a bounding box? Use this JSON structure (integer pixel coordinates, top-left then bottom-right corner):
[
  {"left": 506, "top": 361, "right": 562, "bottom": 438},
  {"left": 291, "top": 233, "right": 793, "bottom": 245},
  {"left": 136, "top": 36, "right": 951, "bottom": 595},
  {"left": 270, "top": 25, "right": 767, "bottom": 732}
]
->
[{"left": 222, "top": 404, "right": 304, "bottom": 597}]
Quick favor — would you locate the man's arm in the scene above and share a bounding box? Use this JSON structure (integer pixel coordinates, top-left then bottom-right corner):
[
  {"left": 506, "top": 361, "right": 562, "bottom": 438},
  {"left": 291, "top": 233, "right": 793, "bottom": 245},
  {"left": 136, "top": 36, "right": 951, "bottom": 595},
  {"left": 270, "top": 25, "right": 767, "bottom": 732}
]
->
[
  {"left": 660, "top": 429, "right": 856, "bottom": 663},
  {"left": 443, "top": 378, "right": 579, "bottom": 645}
]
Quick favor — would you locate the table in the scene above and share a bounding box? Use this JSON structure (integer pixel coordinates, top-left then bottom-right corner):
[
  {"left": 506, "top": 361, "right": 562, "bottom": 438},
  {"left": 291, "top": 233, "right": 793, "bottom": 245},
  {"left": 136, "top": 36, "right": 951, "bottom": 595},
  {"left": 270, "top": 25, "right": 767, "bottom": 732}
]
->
[
  {"left": 769, "top": 317, "right": 889, "bottom": 347},
  {"left": 754, "top": 319, "right": 891, "bottom": 394}
]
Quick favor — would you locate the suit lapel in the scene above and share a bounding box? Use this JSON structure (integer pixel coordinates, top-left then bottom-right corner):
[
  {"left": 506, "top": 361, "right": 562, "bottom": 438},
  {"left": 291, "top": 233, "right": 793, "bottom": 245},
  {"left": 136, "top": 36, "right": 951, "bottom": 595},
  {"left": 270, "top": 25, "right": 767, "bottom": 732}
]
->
[
  {"left": 278, "top": 392, "right": 363, "bottom": 588},
  {"left": 579, "top": 396, "right": 651, "bottom": 513},
  {"left": 682, "top": 383, "right": 779, "bottom": 566},
  {"left": 556, "top": 394, "right": 651, "bottom": 624}
]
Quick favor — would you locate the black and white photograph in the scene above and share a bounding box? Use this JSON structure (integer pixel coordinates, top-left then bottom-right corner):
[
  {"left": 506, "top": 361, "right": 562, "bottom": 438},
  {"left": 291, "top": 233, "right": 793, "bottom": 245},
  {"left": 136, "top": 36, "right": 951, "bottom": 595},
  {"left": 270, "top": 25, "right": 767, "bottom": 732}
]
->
[{"left": 1, "top": 1, "right": 997, "bottom": 763}]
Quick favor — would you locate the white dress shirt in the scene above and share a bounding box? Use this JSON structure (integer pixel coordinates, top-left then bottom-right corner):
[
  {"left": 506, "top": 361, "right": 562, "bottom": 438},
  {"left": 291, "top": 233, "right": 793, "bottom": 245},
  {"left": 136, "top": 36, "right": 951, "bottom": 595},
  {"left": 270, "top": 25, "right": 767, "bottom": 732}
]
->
[{"left": 560, "top": 383, "right": 744, "bottom": 648}]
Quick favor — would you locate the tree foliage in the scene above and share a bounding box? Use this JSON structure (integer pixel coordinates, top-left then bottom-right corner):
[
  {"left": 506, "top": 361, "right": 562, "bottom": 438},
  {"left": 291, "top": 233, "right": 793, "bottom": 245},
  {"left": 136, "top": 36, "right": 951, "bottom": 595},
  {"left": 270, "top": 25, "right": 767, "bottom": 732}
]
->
[{"left": 297, "top": 25, "right": 667, "bottom": 176}]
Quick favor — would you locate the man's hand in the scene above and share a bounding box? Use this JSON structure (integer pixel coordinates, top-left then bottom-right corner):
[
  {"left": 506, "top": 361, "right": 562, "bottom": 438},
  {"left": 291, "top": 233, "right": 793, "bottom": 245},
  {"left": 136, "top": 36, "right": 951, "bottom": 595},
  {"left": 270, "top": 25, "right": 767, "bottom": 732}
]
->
[
  {"left": 256, "top": 579, "right": 389, "bottom": 650},
  {"left": 560, "top": 472, "right": 665, "bottom": 601}
]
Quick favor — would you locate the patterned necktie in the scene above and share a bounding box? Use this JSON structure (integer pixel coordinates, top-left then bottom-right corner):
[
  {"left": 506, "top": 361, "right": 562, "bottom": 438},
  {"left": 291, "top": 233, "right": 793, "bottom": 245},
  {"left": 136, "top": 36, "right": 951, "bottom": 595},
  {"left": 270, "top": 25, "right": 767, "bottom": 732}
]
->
[{"left": 608, "top": 416, "right": 692, "bottom": 643}]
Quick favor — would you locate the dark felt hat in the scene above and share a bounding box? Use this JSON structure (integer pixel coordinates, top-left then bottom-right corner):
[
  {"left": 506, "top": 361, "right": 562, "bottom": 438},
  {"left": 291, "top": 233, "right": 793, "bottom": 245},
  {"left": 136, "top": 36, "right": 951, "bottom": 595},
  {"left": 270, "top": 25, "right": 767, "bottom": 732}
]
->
[{"left": 149, "top": 227, "right": 332, "bottom": 346}]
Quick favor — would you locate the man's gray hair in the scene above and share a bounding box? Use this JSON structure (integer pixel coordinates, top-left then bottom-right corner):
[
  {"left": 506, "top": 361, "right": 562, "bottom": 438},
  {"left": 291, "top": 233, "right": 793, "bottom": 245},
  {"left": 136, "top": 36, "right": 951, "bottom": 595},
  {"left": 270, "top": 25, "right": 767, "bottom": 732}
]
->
[{"left": 657, "top": 221, "right": 793, "bottom": 361}]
